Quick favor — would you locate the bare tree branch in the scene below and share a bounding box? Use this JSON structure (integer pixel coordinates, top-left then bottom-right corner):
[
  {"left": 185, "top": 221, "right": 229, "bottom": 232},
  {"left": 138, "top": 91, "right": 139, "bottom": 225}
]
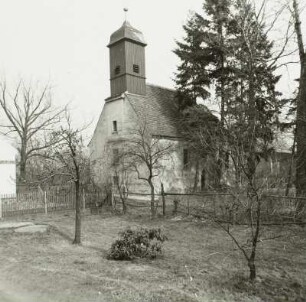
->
[{"left": 0, "top": 79, "right": 65, "bottom": 183}]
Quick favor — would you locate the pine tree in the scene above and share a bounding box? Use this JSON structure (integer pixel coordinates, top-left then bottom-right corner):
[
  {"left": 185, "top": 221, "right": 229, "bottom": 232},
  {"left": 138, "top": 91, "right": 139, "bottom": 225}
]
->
[
  {"left": 174, "top": 0, "right": 236, "bottom": 188},
  {"left": 175, "top": 0, "right": 283, "bottom": 191},
  {"left": 174, "top": 0, "right": 235, "bottom": 118},
  {"left": 174, "top": 15, "right": 211, "bottom": 109}
]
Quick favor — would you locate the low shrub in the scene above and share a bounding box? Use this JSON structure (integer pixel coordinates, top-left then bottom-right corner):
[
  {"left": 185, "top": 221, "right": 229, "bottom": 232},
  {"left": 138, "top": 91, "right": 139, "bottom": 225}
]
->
[{"left": 107, "top": 227, "right": 168, "bottom": 260}]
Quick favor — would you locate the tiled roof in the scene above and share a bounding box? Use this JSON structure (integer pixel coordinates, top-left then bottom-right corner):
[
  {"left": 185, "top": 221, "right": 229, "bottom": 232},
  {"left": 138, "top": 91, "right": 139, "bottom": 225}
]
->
[{"left": 125, "top": 84, "right": 181, "bottom": 138}]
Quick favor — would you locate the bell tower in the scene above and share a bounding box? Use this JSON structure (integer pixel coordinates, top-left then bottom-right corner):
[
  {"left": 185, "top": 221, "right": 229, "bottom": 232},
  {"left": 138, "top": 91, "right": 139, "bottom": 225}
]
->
[{"left": 108, "top": 15, "right": 147, "bottom": 97}]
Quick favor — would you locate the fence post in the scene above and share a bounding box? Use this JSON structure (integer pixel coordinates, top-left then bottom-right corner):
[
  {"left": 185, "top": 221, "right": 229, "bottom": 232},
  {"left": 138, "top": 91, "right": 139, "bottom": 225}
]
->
[
  {"left": 187, "top": 198, "right": 190, "bottom": 215},
  {"left": 82, "top": 189, "right": 86, "bottom": 212},
  {"left": 0, "top": 196, "right": 2, "bottom": 219},
  {"left": 161, "top": 183, "right": 166, "bottom": 217},
  {"left": 173, "top": 199, "right": 179, "bottom": 216},
  {"left": 44, "top": 191, "right": 47, "bottom": 214}
]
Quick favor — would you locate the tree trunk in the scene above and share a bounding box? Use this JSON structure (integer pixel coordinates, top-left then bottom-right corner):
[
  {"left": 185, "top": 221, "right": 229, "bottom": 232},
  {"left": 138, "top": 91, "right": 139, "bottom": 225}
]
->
[
  {"left": 248, "top": 258, "right": 256, "bottom": 281},
  {"left": 121, "top": 186, "right": 127, "bottom": 214},
  {"left": 122, "top": 199, "right": 127, "bottom": 214},
  {"left": 18, "top": 141, "right": 27, "bottom": 184},
  {"left": 19, "top": 158, "right": 27, "bottom": 184},
  {"left": 149, "top": 180, "right": 156, "bottom": 218},
  {"left": 295, "top": 56, "right": 306, "bottom": 210},
  {"left": 116, "top": 180, "right": 127, "bottom": 214},
  {"left": 246, "top": 62, "right": 257, "bottom": 193},
  {"left": 293, "top": 0, "right": 306, "bottom": 211},
  {"left": 217, "top": 7, "right": 226, "bottom": 187},
  {"left": 73, "top": 180, "right": 82, "bottom": 244},
  {"left": 248, "top": 196, "right": 261, "bottom": 281}
]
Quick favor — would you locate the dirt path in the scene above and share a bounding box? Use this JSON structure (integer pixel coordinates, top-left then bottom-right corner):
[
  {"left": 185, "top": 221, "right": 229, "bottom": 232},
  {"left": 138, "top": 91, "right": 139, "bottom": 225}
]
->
[
  {"left": 0, "top": 281, "right": 42, "bottom": 302},
  {"left": 0, "top": 290, "right": 34, "bottom": 302}
]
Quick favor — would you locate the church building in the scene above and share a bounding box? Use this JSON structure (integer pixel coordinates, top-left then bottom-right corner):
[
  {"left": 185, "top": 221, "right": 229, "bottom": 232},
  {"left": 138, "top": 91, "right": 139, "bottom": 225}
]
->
[{"left": 89, "top": 19, "right": 213, "bottom": 193}]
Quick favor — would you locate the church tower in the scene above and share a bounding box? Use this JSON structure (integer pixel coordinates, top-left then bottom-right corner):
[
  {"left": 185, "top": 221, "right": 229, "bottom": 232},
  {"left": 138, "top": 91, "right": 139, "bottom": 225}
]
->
[{"left": 108, "top": 20, "right": 147, "bottom": 97}]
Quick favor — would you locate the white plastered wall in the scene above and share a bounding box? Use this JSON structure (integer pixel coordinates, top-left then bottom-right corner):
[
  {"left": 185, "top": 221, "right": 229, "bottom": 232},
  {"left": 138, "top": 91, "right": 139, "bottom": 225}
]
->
[{"left": 0, "top": 137, "right": 16, "bottom": 195}]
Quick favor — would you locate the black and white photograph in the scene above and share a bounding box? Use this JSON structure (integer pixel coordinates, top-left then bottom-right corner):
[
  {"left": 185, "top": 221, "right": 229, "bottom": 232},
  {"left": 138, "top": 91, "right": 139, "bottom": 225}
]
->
[{"left": 0, "top": 0, "right": 305, "bottom": 301}]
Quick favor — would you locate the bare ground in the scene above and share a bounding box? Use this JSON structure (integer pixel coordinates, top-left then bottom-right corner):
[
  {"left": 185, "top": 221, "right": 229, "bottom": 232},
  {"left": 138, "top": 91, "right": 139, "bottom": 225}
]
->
[{"left": 0, "top": 211, "right": 305, "bottom": 302}]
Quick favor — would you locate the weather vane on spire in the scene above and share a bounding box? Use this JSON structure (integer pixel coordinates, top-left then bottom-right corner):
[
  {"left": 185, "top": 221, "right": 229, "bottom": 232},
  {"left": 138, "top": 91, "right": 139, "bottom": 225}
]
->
[{"left": 124, "top": 7, "right": 128, "bottom": 21}]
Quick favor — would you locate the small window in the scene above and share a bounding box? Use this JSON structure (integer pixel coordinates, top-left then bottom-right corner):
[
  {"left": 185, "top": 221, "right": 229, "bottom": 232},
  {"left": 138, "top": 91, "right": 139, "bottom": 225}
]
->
[
  {"left": 113, "top": 148, "right": 119, "bottom": 165},
  {"left": 115, "top": 65, "right": 121, "bottom": 75},
  {"left": 113, "top": 175, "right": 119, "bottom": 186},
  {"left": 133, "top": 64, "right": 139, "bottom": 73},
  {"left": 112, "top": 121, "right": 118, "bottom": 133},
  {"left": 183, "top": 149, "right": 189, "bottom": 166}
]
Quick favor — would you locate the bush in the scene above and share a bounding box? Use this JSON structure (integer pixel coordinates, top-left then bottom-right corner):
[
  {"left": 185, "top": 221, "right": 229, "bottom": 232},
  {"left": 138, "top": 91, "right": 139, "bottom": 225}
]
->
[{"left": 107, "top": 227, "right": 168, "bottom": 260}]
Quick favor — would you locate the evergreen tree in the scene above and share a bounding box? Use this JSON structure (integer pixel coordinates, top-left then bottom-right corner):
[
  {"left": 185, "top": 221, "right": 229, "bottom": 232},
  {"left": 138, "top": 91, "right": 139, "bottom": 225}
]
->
[
  {"left": 174, "top": 0, "right": 235, "bottom": 119},
  {"left": 174, "top": 0, "right": 282, "bottom": 185},
  {"left": 174, "top": 0, "right": 236, "bottom": 188},
  {"left": 174, "top": 15, "right": 211, "bottom": 109}
]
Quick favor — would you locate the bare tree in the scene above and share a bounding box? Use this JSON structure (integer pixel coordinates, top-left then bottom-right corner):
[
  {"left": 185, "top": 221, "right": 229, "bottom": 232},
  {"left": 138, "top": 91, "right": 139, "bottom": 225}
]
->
[
  {"left": 112, "top": 164, "right": 130, "bottom": 214},
  {"left": 0, "top": 80, "right": 65, "bottom": 184},
  {"left": 46, "top": 113, "right": 88, "bottom": 245},
  {"left": 191, "top": 113, "right": 289, "bottom": 281},
  {"left": 121, "top": 123, "right": 173, "bottom": 218}
]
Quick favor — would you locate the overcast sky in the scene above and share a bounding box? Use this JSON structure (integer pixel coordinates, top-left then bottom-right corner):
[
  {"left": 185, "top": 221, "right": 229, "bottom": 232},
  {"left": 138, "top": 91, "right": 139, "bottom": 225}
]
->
[{"left": 0, "top": 0, "right": 305, "bottom": 139}]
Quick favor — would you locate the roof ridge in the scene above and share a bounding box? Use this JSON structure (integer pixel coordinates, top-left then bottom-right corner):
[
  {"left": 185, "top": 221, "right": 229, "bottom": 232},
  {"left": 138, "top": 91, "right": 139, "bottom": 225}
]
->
[
  {"left": 146, "top": 83, "right": 176, "bottom": 93},
  {"left": 124, "top": 91, "right": 148, "bottom": 98}
]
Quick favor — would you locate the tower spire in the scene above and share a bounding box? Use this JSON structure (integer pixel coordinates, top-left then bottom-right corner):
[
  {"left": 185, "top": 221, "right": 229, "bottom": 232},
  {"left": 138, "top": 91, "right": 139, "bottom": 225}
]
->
[{"left": 123, "top": 7, "right": 128, "bottom": 21}]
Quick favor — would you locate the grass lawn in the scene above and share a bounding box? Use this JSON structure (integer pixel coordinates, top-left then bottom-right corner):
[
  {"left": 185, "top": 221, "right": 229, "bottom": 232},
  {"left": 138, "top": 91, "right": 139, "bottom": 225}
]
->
[{"left": 0, "top": 211, "right": 305, "bottom": 302}]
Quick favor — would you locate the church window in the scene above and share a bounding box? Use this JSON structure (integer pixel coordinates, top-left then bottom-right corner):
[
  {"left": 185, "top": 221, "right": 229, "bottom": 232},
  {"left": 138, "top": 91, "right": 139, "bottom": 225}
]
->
[
  {"left": 183, "top": 149, "right": 189, "bottom": 166},
  {"left": 133, "top": 64, "right": 140, "bottom": 73},
  {"left": 115, "top": 65, "right": 121, "bottom": 75},
  {"left": 112, "top": 121, "right": 118, "bottom": 133}
]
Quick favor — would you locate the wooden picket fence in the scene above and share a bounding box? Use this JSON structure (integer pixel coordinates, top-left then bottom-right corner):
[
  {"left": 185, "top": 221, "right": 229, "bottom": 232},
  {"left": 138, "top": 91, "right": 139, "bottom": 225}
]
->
[{"left": 0, "top": 189, "right": 104, "bottom": 218}]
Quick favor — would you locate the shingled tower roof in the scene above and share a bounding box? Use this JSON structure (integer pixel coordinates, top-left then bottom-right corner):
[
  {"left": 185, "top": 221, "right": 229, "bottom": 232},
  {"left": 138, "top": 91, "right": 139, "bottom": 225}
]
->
[{"left": 108, "top": 21, "right": 147, "bottom": 47}]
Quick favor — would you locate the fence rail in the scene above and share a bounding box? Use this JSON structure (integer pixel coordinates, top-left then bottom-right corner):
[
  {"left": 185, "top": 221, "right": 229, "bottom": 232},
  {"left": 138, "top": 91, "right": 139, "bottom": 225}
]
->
[
  {"left": 1, "top": 188, "right": 305, "bottom": 222},
  {"left": 0, "top": 190, "right": 105, "bottom": 218},
  {"left": 112, "top": 189, "right": 306, "bottom": 223}
]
